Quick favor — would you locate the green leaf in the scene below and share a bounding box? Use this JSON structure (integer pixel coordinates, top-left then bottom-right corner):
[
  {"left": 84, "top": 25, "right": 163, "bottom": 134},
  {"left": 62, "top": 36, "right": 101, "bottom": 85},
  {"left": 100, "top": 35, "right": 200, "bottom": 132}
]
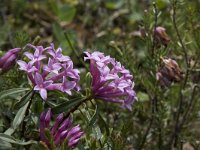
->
[
  {"left": 0, "top": 139, "right": 13, "bottom": 150},
  {"left": 99, "top": 114, "right": 110, "bottom": 136},
  {"left": 35, "top": 142, "right": 49, "bottom": 150},
  {"left": 4, "top": 128, "right": 15, "bottom": 136},
  {"left": 44, "top": 128, "right": 56, "bottom": 150},
  {"left": 105, "top": 1, "right": 124, "bottom": 10},
  {"left": 14, "top": 90, "right": 33, "bottom": 109},
  {"left": 93, "top": 126, "right": 102, "bottom": 140},
  {"left": 137, "top": 92, "right": 149, "bottom": 102},
  {"left": 89, "top": 139, "right": 97, "bottom": 150},
  {"left": 47, "top": 0, "right": 59, "bottom": 15},
  {"left": 0, "top": 133, "right": 37, "bottom": 146},
  {"left": 58, "top": 4, "right": 76, "bottom": 22},
  {"left": 52, "top": 23, "right": 76, "bottom": 55},
  {"left": 0, "top": 88, "right": 30, "bottom": 101},
  {"left": 60, "top": 139, "right": 68, "bottom": 150},
  {"left": 89, "top": 104, "right": 99, "bottom": 126},
  {"left": 86, "top": 72, "right": 92, "bottom": 85},
  {"left": 12, "top": 100, "right": 30, "bottom": 130},
  {"left": 52, "top": 97, "right": 85, "bottom": 114}
]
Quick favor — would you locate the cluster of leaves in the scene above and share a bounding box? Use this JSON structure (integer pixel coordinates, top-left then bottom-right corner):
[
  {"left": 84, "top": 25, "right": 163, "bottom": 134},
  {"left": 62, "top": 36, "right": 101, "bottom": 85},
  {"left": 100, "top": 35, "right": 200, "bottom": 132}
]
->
[{"left": 0, "top": 0, "right": 200, "bottom": 149}]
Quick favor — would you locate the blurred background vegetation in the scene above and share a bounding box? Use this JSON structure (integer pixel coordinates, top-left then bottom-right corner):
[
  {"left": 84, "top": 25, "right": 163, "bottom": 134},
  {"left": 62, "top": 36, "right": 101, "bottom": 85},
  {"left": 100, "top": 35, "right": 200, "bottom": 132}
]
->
[{"left": 0, "top": 0, "right": 200, "bottom": 149}]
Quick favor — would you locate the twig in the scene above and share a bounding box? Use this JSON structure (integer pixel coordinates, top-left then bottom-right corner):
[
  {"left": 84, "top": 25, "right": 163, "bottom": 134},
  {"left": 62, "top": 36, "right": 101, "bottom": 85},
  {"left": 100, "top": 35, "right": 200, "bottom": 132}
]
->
[
  {"left": 138, "top": 116, "right": 153, "bottom": 150},
  {"left": 151, "top": 2, "right": 158, "bottom": 57}
]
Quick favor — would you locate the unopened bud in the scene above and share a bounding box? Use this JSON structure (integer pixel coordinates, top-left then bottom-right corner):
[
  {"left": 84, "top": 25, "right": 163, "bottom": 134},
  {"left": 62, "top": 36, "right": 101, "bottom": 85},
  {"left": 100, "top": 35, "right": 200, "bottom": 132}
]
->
[
  {"left": 44, "top": 109, "right": 52, "bottom": 127},
  {"left": 154, "top": 26, "right": 170, "bottom": 47},
  {"left": 0, "top": 48, "right": 21, "bottom": 73},
  {"left": 157, "top": 58, "right": 182, "bottom": 87}
]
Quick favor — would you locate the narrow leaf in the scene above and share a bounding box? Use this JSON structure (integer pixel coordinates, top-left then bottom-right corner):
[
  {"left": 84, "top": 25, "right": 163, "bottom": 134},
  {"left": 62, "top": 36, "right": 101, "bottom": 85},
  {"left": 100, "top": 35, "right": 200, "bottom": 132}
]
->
[
  {"left": 14, "top": 90, "right": 33, "bottom": 109},
  {"left": 4, "top": 128, "right": 15, "bottom": 136},
  {"left": 89, "top": 104, "right": 99, "bottom": 126},
  {"left": 0, "top": 138, "right": 13, "bottom": 149},
  {"left": 0, "top": 88, "right": 30, "bottom": 100},
  {"left": 52, "top": 97, "right": 85, "bottom": 114},
  {"left": 0, "top": 133, "right": 37, "bottom": 145},
  {"left": 12, "top": 101, "right": 30, "bottom": 130}
]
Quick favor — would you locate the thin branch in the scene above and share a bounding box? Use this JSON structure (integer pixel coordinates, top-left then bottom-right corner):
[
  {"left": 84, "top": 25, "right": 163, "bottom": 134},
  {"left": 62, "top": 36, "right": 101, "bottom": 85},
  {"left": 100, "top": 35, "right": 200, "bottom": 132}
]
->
[
  {"left": 138, "top": 116, "right": 153, "bottom": 150},
  {"left": 171, "top": 0, "right": 189, "bottom": 87},
  {"left": 178, "top": 85, "right": 199, "bottom": 130},
  {"left": 151, "top": 2, "right": 158, "bottom": 57}
]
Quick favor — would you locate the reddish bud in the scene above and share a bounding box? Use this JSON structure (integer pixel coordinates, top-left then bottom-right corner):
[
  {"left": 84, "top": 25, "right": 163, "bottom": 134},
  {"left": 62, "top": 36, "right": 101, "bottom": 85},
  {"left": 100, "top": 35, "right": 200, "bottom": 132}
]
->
[{"left": 154, "top": 26, "right": 170, "bottom": 47}]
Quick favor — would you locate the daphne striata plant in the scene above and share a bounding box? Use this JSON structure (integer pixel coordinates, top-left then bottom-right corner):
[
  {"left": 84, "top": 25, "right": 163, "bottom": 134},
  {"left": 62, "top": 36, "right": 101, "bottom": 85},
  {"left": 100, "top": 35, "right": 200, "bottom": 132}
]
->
[{"left": 17, "top": 43, "right": 80, "bottom": 100}]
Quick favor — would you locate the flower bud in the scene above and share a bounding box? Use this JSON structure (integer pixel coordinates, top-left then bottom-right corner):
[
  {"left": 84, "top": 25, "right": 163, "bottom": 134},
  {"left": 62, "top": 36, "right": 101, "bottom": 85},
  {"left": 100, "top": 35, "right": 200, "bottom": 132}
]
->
[
  {"left": 39, "top": 109, "right": 83, "bottom": 149},
  {"left": 44, "top": 109, "right": 52, "bottom": 127},
  {"left": 157, "top": 58, "right": 182, "bottom": 87},
  {"left": 154, "top": 26, "right": 170, "bottom": 47},
  {"left": 0, "top": 48, "right": 21, "bottom": 73}
]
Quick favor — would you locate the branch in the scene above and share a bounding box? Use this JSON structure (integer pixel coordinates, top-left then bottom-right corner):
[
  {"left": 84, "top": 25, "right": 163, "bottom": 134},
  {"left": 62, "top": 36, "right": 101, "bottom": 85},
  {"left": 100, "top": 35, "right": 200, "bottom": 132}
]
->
[
  {"left": 151, "top": 2, "right": 158, "bottom": 57},
  {"left": 167, "top": 0, "right": 191, "bottom": 148}
]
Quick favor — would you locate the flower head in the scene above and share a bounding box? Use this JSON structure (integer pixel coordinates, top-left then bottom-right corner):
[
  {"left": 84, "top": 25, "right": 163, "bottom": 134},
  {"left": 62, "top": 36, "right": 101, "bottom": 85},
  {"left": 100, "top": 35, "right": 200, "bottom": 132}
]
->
[
  {"left": 0, "top": 48, "right": 21, "bottom": 73},
  {"left": 39, "top": 109, "right": 84, "bottom": 149},
  {"left": 17, "top": 43, "right": 80, "bottom": 100},
  {"left": 84, "top": 51, "right": 137, "bottom": 111}
]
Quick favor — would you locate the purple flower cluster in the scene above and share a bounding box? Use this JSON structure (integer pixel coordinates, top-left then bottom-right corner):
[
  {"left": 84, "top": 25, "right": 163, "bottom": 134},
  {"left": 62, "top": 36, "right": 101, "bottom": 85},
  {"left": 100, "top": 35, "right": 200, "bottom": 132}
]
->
[
  {"left": 84, "top": 51, "right": 137, "bottom": 111},
  {"left": 17, "top": 44, "right": 80, "bottom": 100},
  {"left": 40, "top": 109, "right": 83, "bottom": 148},
  {"left": 0, "top": 48, "right": 21, "bottom": 73}
]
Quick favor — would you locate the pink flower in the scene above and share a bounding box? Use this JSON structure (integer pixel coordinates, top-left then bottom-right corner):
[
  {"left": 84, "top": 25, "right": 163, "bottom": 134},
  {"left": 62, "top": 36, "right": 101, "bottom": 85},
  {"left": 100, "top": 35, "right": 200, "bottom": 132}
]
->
[
  {"left": 84, "top": 51, "right": 137, "bottom": 111},
  {"left": 17, "top": 44, "right": 80, "bottom": 100}
]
